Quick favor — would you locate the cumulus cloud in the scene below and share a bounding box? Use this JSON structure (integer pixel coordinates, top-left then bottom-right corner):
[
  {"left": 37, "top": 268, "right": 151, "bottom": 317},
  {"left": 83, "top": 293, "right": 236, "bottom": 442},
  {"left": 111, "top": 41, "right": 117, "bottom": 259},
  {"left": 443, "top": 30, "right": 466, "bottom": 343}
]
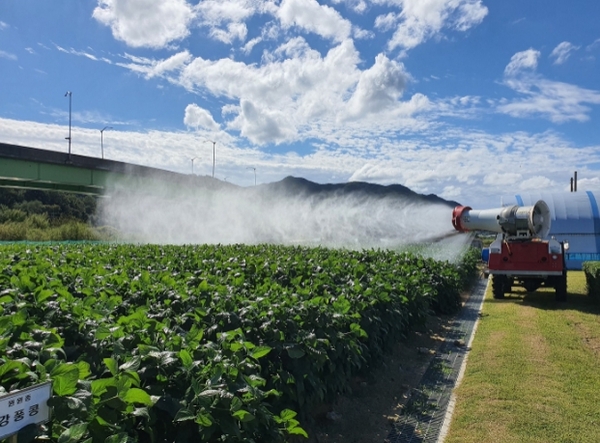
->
[
  {"left": 345, "top": 54, "right": 409, "bottom": 119},
  {"left": 330, "top": 0, "right": 368, "bottom": 14},
  {"left": 550, "top": 41, "right": 579, "bottom": 65},
  {"left": 195, "top": 0, "right": 276, "bottom": 44},
  {"left": 93, "top": 0, "right": 195, "bottom": 49},
  {"left": 184, "top": 104, "right": 220, "bottom": 131},
  {"left": 277, "top": 0, "right": 352, "bottom": 42},
  {"left": 229, "top": 99, "right": 296, "bottom": 144},
  {"left": 376, "top": 0, "right": 488, "bottom": 52},
  {"left": 574, "top": 177, "right": 600, "bottom": 191},
  {"left": 504, "top": 48, "right": 540, "bottom": 76},
  {"left": 520, "top": 176, "right": 554, "bottom": 191}
]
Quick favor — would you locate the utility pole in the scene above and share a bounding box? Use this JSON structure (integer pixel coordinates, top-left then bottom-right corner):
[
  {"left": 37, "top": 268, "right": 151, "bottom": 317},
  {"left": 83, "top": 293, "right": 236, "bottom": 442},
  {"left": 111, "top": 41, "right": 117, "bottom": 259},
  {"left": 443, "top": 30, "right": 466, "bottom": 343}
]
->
[
  {"left": 204, "top": 140, "right": 216, "bottom": 178},
  {"left": 64, "top": 91, "right": 72, "bottom": 161},
  {"left": 100, "top": 126, "right": 112, "bottom": 159}
]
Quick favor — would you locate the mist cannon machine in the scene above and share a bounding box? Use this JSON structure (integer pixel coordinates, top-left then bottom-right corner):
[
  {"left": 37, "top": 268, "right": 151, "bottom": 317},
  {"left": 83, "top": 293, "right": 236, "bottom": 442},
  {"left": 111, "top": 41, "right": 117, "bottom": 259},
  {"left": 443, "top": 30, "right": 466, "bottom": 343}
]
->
[
  {"left": 452, "top": 200, "right": 551, "bottom": 239},
  {"left": 452, "top": 200, "right": 568, "bottom": 301}
]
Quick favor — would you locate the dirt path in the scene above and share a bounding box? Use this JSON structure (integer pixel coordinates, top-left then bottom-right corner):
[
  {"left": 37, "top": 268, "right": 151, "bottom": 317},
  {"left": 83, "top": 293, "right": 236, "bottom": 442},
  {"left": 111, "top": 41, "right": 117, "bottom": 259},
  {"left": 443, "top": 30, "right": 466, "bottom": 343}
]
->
[{"left": 303, "top": 312, "right": 454, "bottom": 443}]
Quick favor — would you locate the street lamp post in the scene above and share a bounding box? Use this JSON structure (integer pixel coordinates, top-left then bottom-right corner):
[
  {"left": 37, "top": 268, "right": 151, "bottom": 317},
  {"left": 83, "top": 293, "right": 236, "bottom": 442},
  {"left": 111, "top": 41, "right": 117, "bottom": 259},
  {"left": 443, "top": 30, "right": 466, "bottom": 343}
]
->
[
  {"left": 204, "top": 140, "right": 216, "bottom": 178},
  {"left": 191, "top": 157, "right": 199, "bottom": 175},
  {"left": 100, "top": 126, "right": 113, "bottom": 159},
  {"left": 64, "top": 91, "right": 72, "bottom": 160},
  {"left": 247, "top": 167, "right": 256, "bottom": 186}
]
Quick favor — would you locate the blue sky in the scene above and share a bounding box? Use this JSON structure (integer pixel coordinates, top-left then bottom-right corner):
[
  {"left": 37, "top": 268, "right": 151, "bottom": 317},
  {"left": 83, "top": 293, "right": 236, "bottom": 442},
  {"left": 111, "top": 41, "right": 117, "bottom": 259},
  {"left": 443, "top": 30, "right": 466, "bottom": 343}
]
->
[{"left": 1, "top": 0, "right": 599, "bottom": 208}]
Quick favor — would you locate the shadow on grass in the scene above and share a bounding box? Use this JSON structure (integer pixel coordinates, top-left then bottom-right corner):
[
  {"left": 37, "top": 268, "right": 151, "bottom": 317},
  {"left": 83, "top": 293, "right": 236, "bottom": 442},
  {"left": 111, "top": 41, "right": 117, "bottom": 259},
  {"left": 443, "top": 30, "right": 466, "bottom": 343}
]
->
[{"left": 487, "top": 290, "right": 600, "bottom": 315}]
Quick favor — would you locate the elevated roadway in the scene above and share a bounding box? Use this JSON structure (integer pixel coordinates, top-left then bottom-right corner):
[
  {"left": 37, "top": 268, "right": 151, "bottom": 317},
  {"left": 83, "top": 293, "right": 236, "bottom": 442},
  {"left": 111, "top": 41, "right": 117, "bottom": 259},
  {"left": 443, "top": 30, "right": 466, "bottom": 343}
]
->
[{"left": 0, "top": 142, "right": 217, "bottom": 195}]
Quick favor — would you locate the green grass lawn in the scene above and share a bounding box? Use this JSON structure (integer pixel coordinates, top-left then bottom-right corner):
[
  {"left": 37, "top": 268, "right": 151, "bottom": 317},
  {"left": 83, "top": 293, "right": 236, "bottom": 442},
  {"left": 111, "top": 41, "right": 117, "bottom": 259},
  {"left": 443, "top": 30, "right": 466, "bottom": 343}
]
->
[{"left": 445, "top": 271, "right": 600, "bottom": 443}]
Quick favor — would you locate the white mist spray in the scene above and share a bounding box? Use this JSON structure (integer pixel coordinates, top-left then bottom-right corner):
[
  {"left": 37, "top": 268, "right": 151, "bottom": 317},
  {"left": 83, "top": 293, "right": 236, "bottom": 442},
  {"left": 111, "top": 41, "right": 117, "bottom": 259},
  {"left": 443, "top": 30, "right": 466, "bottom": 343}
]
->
[{"left": 98, "top": 179, "right": 471, "bottom": 262}]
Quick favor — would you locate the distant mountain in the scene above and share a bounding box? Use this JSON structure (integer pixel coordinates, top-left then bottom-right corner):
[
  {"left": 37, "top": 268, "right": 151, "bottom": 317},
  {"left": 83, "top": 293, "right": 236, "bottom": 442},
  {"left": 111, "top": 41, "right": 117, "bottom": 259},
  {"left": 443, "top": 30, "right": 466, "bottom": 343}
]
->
[{"left": 255, "top": 176, "right": 460, "bottom": 208}]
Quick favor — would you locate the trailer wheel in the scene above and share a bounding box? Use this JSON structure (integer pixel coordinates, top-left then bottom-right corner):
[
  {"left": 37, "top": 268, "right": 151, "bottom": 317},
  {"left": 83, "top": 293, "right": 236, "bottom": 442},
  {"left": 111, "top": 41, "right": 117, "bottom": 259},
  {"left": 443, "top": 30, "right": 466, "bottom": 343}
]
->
[
  {"left": 555, "top": 273, "right": 567, "bottom": 302},
  {"left": 492, "top": 275, "right": 507, "bottom": 299}
]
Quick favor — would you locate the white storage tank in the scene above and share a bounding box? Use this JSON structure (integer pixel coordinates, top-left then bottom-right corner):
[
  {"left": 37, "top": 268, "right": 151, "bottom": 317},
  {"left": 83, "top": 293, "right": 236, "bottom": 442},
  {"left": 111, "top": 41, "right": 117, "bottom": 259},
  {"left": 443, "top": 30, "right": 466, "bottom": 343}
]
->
[{"left": 501, "top": 191, "right": 600, "bottom": 270}]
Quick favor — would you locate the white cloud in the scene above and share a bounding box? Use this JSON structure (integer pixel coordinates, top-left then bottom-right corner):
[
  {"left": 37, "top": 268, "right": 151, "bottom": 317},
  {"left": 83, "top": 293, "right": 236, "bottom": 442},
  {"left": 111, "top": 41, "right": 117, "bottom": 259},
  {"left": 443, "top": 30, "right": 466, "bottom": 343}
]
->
[
  {"left": 345, "top": 54, "right": 409, "bottom": 118},
  {"left": 586, "top": 38, "right": 600, "bottom": 52},
  {"left": 497, "top": 48, "right": 600, "bottom": 123},
  {"left": 2, "top": 117, "right": 600, "bottom": 209},
  {"left": 277, "top": 0, "right": 353, "bottom": 42},
  {"left": 230, "top": 99, "right": 296, "bottom": 144},
  {"left": 184, "top": 104, "right": 220, "bottom": 131},
  {"left": 196, "top": 0, "right": 277, "bottom": 44},
  {"left": 519, "top": 176, "right": 555, "bottom": 191},
  {"left": 376, "top": 0, "right": 488, "bottom": 52},
  {"left": 440, "top": 185, "right": 462, "bottom": 200},
  {"left": 575, "top": 177, "right": 600, "bottom": 191},
  {"left": 483, "top": 172, "right": 522, "bottom": 186},
  {"left": 54, "top": 44, "right": 100, "bottom": 61},
  {"left": 115, "top": 51, "right": 191, "bottom": 79},
  {"left": 499, "top": 79, "right": 600, "bottom": 123},
  {"left": 92, "top": 0, "right": 195, "bottom": 49},
  {"left": 210, "top": 22, "right": 248, "bottom": 44},
  {"left": 504, "top": 48, "right": 540, "bottom": 76},
  {"left": 330, "top": 0, "right": 368, "bottom": 14},
  {"left": 550, "top": 41, "right": 579, "bottom": 65},
  {"left": 0, "top": 50, "right": 17, "bottom": 60}
]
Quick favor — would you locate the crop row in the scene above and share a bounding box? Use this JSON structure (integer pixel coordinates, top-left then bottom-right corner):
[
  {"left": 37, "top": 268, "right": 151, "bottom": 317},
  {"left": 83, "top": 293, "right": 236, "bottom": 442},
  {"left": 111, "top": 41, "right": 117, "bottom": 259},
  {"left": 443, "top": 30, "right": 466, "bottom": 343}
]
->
[{"left": 0, "top": 243, "right": 478, "bottom": 442}]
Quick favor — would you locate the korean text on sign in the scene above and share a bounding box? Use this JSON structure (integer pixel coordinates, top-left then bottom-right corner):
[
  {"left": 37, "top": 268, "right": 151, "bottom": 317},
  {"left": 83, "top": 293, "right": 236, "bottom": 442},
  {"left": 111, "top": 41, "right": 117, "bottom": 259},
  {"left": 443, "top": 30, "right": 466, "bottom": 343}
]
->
[{"left": 0, "top": 381, "right": 52, "bottom": 439}]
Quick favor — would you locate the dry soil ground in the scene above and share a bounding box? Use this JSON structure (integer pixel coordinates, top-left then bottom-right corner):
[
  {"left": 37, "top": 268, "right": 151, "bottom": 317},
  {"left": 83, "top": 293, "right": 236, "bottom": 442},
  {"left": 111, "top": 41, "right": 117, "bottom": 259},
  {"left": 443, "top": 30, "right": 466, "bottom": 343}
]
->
[{"left": 303, "top": 310, "right": 456, "bottom": 443}]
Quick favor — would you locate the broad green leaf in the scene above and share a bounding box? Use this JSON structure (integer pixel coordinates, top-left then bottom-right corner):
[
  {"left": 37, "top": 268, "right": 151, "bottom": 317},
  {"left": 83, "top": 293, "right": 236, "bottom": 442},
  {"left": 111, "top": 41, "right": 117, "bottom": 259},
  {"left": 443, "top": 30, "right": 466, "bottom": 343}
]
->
[
  {"left": 35, "top": 288, "right": 54, "bottom": 303},
  {"left": 174, "top": 407, "right": 195, "bottom": 422},
  {"left": 198, "top": 280, "right": 209, "bottom": 292},
  {"left": 286, "top": 347, "right": 305, "bottom": 359},
  {"left": 232, "top": 409, "right": 255, "bottom": 422},
  {"left": 122, "top": 388, "right": 153, "bottom": 406},
  {"left": 230, "top": 396, "right": 243, "bottom": 412},
  {"left": 77, "top": 361, "right": 91, "bottom": 380},
  {"left": 195, "top": 412, "right": 213, "bottom": 427},
  {"left": 95, "top": 326, "right": 112, "bottom": 340},
  {"left": 119, "top": 356, "right": 141, "bottom": 372},
  {"left": 104, "top": 357, "right": 118, "bottom": 376},
  {"left": 57, "top": 423, "right": 88, "bottom": 443},
  {"left": 0, "top": 360, "right": 26, "bottom": 379},
  {"left": 279, "top": 409, "right": 297, "bottom": 421},
  {"left": 12, "top": 309, "right": 27, "bottom": 326},
  {"left": 251, "top": 345, "right": 272, "bottom": 359},
  {"left": 0, "top": 295, "right": 13, "bottom": 304},
  {"left": 51, "top": 364, "right": 79, "bottom": 396},
  {"left": 104, "top": 432, "right": 129, "bottom": 443},
  {"left": 66, "top": 396, "right": 87, "bottom": 411},
  {"left": 91, "top": 377, "right": 117, "bottom": 396},
  {"left": 198, "top": 389, "right": 221, "bottom": 397},
  {"left": 288, "top": 426, "right": 309, "bottom": 438},
  {"left": 178, "top": 349, "right": 193, "bottom": 368}
]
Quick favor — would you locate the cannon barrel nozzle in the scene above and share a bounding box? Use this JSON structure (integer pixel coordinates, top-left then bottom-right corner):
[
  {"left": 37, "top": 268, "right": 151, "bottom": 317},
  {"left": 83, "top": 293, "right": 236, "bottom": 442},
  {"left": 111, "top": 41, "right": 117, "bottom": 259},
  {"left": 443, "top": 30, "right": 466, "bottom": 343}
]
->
[{"left": 452, "top": 200, "right": 551, "bottom": 238}]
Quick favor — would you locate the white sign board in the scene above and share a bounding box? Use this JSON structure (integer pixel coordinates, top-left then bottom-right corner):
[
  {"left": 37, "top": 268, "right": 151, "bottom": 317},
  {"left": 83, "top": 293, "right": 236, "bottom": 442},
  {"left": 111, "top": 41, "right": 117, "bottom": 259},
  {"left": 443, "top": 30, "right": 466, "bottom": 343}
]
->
[{"left": 0, "top": 381, "right": 52, "bottom": 439}]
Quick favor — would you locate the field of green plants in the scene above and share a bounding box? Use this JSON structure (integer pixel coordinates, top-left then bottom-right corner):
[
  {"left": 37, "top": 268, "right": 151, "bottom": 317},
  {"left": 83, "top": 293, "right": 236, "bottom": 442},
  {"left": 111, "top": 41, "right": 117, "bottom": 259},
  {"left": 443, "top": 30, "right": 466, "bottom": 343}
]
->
[{"left": 0, "top": 243, "right": 478, "bottom": 443}]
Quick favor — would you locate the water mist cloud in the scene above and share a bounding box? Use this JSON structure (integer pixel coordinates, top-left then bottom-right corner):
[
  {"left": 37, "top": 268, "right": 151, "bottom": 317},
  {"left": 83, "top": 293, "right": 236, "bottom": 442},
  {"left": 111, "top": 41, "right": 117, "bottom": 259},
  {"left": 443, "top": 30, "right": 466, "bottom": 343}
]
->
[{"left": 99, "top": 181, "right": 463, "bottom": 260}]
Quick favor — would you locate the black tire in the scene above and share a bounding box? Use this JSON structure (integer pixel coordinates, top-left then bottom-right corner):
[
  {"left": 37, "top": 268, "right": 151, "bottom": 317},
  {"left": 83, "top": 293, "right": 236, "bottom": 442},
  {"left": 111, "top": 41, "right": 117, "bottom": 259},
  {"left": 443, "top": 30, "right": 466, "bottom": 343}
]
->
[
  {"left": 492, "top": 275, "right": 507, "bottom": 299},
  {"left": 555, "top": 273, "right": 567, "bottom": 302}
]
